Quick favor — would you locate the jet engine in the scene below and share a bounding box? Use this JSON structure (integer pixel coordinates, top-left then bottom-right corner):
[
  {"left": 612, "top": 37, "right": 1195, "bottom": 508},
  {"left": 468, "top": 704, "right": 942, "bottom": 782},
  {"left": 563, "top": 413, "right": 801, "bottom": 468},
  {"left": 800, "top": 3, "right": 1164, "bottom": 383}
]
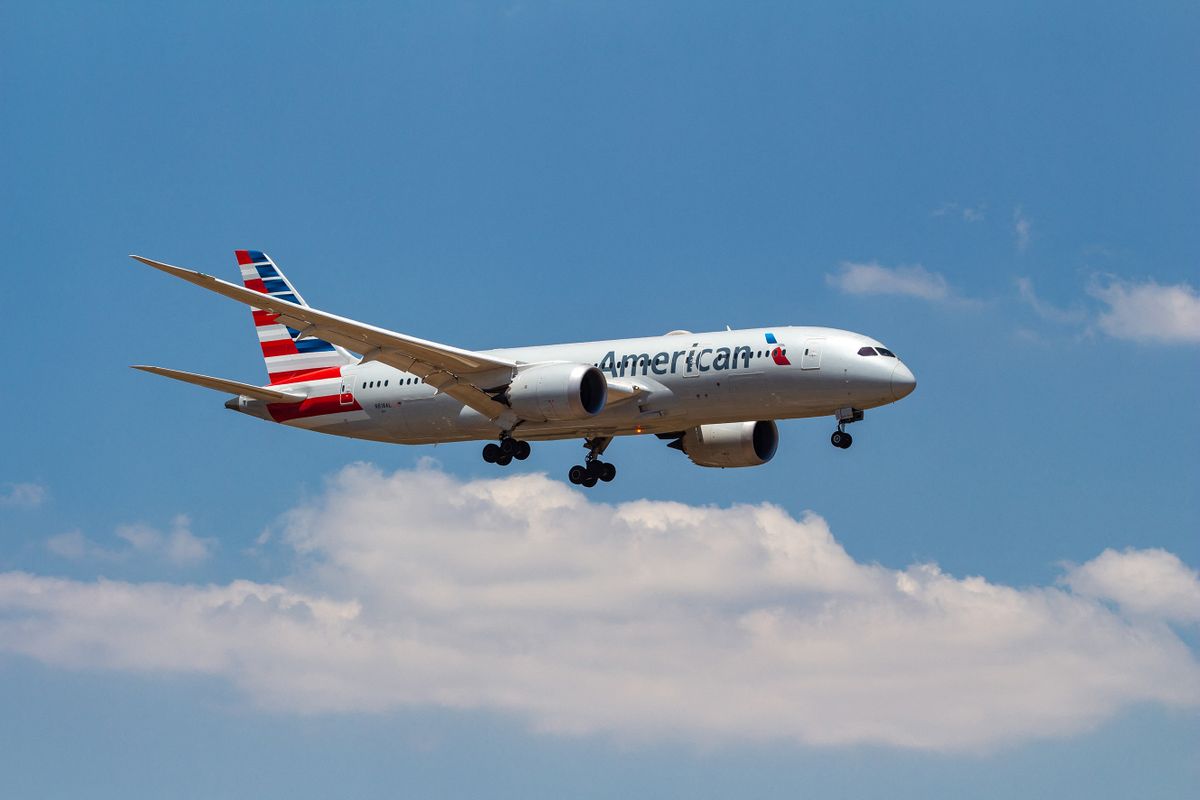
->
[
  {"left": 677, "top": 420, "right": 779, "bottom": 468},
  {"left": 506, "top": 363, "right": 608, "bottom": 421}
]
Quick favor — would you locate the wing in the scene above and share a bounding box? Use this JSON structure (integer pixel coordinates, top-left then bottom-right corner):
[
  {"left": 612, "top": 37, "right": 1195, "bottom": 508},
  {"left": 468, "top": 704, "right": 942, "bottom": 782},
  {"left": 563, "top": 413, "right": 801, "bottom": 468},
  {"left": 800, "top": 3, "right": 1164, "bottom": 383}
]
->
[
  {"left": 131, "top": 365, "right": 305, "bottom": 403},
  {"left": 130, "top": 255, "right": 519, "bottom": 426}
]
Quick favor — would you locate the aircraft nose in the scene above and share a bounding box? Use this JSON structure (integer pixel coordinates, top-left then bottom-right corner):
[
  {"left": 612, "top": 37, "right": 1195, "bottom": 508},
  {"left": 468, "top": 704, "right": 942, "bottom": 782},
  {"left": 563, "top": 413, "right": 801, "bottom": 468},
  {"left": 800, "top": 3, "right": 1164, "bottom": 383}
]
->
[{"left": 891, "top": 361, "right": 917, "bottom": 400}]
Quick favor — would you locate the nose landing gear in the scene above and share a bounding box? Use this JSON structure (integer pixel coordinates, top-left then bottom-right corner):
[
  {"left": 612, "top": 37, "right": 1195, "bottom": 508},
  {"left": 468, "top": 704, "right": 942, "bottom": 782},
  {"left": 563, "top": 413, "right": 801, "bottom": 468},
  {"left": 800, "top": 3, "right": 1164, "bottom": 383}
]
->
[
  {"left": 831, "top": 407, "right": 863, "bottom": 450},
  {"left": 482, "top": 436, "right": 531, "bottom": 466},
  {"left": 568, "top": 436, "right": 616, "bottom": 487}
]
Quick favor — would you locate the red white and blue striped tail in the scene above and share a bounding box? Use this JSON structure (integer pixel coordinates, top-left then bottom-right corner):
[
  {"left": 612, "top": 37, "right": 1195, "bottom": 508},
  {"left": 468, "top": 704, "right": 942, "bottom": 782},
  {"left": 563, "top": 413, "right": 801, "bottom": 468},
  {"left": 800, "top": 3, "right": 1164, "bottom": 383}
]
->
[{"left": 235, "top": 250, "right": 355, "bottom": 385}]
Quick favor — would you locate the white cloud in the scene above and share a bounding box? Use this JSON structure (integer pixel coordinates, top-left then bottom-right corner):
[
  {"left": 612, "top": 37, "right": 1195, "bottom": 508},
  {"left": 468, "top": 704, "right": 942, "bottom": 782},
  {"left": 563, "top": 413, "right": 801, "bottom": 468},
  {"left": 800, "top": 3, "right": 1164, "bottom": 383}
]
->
[
  {"left": 0, "top": 482, "right": 48, "bottom": 509},
  {"left": 46, "top": 531, "right": 102, "bottom": 560},
  {"left": 2, "top": 465, "right": 1199, "bottom": 752},
  {"left": 1088, "top": 277, "right": 1200, "bottom": 344},
  {"left": 1064, "top": 548, "right": 1200, "bottom": 624},
  {"left": 826, "top": 262, "right": 954, "bottom": 302},
  {"left": 1016, "top": 277, "right": 1086, "bottom": 324},
  {"left": 1014, "top": 206, "right": 1032, "bottom": 252},
  {"left": 46, "top": 515, "right": 214, "bottom": 566}
]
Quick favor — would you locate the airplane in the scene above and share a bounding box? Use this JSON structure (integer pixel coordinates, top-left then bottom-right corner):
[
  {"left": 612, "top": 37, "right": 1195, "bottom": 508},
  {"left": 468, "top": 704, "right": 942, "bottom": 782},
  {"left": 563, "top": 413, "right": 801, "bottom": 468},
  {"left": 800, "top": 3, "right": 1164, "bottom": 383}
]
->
[{"left": 130, "top": 250, "right": 916, "bottom": 486}]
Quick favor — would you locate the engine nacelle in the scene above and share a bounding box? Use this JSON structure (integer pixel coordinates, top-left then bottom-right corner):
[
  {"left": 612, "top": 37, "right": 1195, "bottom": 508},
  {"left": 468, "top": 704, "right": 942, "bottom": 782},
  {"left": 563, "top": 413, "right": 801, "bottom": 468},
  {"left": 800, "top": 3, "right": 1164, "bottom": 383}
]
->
[
  {"left": 679, "top": 420, "right": 779, "bottom": 468},
  {"left": 506, "top": 363, "right": 607, "bottom": 421}
]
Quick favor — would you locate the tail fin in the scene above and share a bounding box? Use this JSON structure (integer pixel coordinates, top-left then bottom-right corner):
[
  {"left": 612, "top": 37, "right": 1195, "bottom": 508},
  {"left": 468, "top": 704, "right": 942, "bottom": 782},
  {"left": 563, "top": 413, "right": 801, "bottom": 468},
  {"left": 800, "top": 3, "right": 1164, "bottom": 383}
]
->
[{"left": 235, "top": 250, "right": 355, "bottom": 384}]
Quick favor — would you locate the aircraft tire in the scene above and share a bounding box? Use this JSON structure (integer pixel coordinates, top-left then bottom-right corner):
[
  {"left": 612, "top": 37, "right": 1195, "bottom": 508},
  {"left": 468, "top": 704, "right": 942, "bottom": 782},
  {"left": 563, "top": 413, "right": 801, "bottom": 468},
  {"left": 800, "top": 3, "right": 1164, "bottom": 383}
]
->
[
  {"left": 599, "top": 462, "right": 616, "bottom": 482},
  {"left": 515, "top": 441, "right": 531, "bottom": 460},
  {"left": 500, "top": 438, "right": 518, "bottom": 456},
  {"left": 483, "top": 443, "right": 501, "bottom": 463},
  {"left": 496, "top": 453, "right": 513, "bottom": 466},
  {"left": 581, "top": 475, "right": 598, "bottom": 488},
  {"left": 568, "top": 465, "right": 587, "bottom": 484},
  {"left": 840, "top": 433, "right": 853, "bottom": 449}
]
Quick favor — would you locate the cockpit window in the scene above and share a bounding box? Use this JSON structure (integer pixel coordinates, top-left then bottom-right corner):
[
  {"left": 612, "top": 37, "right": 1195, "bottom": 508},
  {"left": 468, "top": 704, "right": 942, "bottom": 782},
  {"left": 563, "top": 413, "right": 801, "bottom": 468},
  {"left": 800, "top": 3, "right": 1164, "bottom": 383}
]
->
[
  {"left": 877, "top": 347, "right": 896, "bottom": 357},
  {"left": 857, "top": 346, "right": 878, "bottom": 356}
]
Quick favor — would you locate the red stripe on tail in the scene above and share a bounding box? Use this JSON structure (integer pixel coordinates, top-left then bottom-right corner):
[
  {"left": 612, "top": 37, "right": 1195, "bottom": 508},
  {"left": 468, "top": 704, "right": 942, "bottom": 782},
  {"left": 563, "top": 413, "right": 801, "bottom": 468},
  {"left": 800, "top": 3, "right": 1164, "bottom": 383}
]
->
[
  {"left": 267, "top": 366, "right": 345, "bottom": 385},
  {"left": 268, "top": 394, "right": 360, "bottom": 423},
  {"left": 261, "top": 339, "right": 300, "bottom": 357}
]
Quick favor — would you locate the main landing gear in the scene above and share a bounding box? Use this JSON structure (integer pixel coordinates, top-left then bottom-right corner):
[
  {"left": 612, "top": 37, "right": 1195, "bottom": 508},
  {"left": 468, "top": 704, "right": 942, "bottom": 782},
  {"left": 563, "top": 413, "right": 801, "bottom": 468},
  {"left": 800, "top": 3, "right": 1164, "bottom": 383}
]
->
[
  {"left": 568, "top": 436, "right": 616, "bottom": 488},
  {"left": 831, "top": 407, "right": 864, "bottom": 450},
  {"left": 482, "top": 436, "right": 531, "bottom": 466},
  {"left": 481, "top": 434, "right": 618, "bottom": 486}
]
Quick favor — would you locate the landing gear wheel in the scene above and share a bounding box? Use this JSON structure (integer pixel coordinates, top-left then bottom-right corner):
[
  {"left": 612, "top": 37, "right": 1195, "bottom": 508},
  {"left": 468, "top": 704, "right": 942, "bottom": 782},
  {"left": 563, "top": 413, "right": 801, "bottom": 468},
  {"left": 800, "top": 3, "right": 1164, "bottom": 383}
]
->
[
  {"left": 482, "top": 443, "right": 501, "bottom": 463},
  {"left": 575, "top": 436, "right": 615, "bottom": 487},
  {"left": 831, "top": 408, "right": 863, "bottom": 450},
  {"left": 514, "top": 440, "right": 531, "bottom": 461},
  {"left": 499, "top": 438, "right": 518, "bottom": 457},
  {"left": 496, "top": 453, "right": 513, "bottom": 466}
]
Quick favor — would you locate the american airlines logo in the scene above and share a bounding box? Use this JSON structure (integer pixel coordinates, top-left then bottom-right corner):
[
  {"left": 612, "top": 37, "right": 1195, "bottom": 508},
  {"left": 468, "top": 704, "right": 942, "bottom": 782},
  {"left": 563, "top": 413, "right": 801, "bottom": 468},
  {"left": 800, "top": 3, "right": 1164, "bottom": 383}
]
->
[{"left": 597, "top": 334, "right": 788, "bottom": 378}]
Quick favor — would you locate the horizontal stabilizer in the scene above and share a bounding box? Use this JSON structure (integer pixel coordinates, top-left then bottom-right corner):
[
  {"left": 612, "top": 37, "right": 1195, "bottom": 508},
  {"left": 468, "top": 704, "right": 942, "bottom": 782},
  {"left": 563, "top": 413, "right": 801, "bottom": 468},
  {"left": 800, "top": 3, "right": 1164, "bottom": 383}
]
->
[{"left": 131, "top": 365, "right": 305, "bottom": 403}]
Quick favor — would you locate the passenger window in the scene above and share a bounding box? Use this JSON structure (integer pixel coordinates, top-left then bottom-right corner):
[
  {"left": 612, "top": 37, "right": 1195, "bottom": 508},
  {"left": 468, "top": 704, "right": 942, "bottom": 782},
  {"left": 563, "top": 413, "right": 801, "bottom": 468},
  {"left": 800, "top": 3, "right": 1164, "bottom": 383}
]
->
[
  {"left": 877, "top": 348, "right": 896, "bottom": 357},
  {"left": 858, "top": 346, "right": 877, "bottom": 356}
]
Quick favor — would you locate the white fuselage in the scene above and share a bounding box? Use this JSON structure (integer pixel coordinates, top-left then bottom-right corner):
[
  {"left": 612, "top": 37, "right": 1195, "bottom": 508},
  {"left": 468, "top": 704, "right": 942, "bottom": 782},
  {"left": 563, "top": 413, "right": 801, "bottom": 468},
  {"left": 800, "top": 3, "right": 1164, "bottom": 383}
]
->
[{"left": 236, "top": 326, "right": 916, "bottom": 445}]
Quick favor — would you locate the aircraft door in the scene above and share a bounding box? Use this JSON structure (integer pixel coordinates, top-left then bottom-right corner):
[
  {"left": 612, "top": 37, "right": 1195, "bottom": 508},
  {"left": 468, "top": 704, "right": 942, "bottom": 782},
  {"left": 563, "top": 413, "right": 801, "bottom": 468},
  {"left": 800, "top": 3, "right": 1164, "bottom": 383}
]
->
[
  {"left": 339, "top": 375, "right": 355, "bottom": 405},
  {"left": 800, "top": 339, "right": 823, "bottom": 370},
  {"left": 683, "top": 343, "right": 709, "bottom": 378}
]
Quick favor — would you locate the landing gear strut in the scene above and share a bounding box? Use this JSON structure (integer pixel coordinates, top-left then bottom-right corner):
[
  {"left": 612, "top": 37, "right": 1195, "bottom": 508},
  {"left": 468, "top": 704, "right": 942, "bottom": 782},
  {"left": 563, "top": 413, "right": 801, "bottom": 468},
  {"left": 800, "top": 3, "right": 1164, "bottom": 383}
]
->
[
  {"left": 568, "top": 436, "right": 616, "bottom": 487},
  {"left": 831, "top": 407, "right": 863, "bottom": 450},
  {"left": 482, "top": 435, "right": 531, "bottom": 466}
]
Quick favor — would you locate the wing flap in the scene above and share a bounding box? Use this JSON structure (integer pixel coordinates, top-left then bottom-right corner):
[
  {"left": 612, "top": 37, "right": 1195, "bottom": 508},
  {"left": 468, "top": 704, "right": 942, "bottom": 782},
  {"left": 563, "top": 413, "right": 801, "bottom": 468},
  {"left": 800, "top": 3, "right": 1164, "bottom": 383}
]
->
[{"left": 132, "top": 365, "right": 305, "bottom": 403}]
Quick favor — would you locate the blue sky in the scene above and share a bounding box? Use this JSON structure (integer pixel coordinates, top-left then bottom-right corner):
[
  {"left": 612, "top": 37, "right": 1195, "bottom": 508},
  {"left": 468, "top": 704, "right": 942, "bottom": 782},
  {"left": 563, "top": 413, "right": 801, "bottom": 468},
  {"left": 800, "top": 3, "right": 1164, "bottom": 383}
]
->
[{"left": 1, "top": 2, "right": 1198, "bottom": 797}]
